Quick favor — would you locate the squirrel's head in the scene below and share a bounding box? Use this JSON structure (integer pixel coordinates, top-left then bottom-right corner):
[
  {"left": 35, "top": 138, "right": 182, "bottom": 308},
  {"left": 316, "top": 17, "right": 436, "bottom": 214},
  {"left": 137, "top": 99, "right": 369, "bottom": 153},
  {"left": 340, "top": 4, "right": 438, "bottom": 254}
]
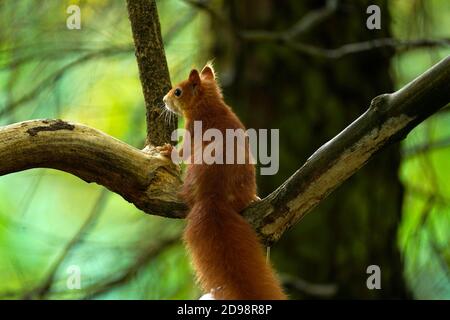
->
[{"left": 163, "top": 63, "right": 220, "bottom": 117}]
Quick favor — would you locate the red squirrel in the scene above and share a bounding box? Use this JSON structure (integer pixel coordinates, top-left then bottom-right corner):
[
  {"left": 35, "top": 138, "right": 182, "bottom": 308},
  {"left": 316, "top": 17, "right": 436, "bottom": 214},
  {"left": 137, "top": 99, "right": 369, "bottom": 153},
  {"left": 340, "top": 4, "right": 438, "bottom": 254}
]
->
[{"left": 160, "top": 63, "right": 286, "bottom": 300}]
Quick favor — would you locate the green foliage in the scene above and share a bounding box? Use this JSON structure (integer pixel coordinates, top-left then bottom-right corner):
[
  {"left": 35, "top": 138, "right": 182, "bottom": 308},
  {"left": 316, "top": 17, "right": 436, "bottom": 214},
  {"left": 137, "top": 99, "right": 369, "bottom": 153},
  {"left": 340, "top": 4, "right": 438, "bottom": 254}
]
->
[
  {"left": 391, "top": 0, "right": 450, "bottom": 299},
  {"left": 0, "top": 0, "right": 207, "bottom": 299},
  {"left": 0, "top": 0, "right": 448, "bottom": 300}
]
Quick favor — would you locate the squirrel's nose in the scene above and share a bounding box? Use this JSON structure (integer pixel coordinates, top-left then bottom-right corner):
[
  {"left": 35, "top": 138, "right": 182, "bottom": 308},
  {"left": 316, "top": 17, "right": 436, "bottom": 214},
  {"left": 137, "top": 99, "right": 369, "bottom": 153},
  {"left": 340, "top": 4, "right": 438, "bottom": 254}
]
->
[{"left": 163, "top": 94, "right": 168, "bottom": 103}]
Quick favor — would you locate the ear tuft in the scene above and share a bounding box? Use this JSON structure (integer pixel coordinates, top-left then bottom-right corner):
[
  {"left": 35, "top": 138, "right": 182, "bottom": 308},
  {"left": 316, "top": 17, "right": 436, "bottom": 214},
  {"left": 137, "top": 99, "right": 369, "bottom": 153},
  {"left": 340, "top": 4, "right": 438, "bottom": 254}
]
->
[
  {"left": 201, "top": 62, "right": 216, "bottom": 80},
  {"left": 189, "top": 69, "right": 201, "bottom": 87}
]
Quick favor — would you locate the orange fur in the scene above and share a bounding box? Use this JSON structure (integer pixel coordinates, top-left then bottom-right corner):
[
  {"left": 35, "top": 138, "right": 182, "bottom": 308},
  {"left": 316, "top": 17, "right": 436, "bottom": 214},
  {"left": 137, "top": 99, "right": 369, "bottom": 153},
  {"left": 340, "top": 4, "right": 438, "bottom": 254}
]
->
[{"left": 163, "top": 64, "right": 286, "bottom": 300}]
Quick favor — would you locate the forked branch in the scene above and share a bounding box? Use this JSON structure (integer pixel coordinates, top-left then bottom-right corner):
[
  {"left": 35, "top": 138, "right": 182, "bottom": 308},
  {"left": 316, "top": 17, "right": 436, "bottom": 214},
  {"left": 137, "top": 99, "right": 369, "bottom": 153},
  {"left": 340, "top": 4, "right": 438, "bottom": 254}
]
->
[{"left": 0, "top": 57, "right": 448, "bottom": 244}]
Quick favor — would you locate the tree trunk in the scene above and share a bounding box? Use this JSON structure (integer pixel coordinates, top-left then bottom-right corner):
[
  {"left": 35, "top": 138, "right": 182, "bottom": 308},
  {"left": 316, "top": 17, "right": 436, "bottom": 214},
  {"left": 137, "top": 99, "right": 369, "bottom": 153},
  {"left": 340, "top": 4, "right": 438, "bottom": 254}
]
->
[{"left": 211, "top": 0, "right": 409, "bottom": 298}]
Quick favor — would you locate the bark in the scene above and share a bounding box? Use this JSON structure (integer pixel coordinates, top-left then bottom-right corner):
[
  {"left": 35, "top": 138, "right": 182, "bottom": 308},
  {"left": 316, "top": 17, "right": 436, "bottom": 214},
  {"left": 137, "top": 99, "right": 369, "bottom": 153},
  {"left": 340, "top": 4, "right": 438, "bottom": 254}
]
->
[
  {"left": 0, "top": 119, "right": 186, "bottom": 218},
  {"left": 126, "top": 0, "right": 175, "bottom": 146}
]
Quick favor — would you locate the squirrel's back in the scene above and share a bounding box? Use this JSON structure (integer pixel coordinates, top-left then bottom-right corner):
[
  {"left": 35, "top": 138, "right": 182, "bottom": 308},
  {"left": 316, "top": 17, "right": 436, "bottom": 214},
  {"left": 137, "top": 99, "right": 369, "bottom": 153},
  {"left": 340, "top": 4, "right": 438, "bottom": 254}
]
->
[{"left": 164, "top": 64, "right": 286, "bottom": 300}]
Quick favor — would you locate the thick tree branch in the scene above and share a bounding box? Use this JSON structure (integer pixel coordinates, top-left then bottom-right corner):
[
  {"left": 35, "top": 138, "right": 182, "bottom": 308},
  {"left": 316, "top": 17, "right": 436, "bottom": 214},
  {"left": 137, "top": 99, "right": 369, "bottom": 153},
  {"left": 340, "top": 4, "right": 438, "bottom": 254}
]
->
[
  {"left": 243, "top": 56, "right": 450, "bottom": 244},
  {"left": 0, "top": 57, "right": 449, "bottom": 244},
  {"left": 0, "top": 119, "right": 186, "bottom": 218},
  {"left": 126, "top": 0, "right": 175, "bottom": 146}
]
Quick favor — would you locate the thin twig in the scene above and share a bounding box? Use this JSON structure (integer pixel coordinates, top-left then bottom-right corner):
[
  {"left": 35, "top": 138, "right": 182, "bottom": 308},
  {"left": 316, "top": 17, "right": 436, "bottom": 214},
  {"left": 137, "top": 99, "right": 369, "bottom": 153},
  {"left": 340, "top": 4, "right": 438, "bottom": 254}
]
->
[
  {"left": 184, "top": 0, "right": 450, "bottom": 59},
  {"left": 283, "top": 38, "right": 450, "bottom": 59},
  {"left": 0, "top": 47, "right": 131, "bottom": 119},
  {"left": 241, "top": 0, "right": 338, "bottom": 41},
  {"left": 403, "top": 137, "right": 450, "bottom": 157},
  {"left": 280, "top": 273, "right": 338, "bottom": 298},
  {"left": 22, "top": 190, "right": 109, "bottom": 299},
  {"left": 83, "top": 236, "right": 180, "bottom": 299}
]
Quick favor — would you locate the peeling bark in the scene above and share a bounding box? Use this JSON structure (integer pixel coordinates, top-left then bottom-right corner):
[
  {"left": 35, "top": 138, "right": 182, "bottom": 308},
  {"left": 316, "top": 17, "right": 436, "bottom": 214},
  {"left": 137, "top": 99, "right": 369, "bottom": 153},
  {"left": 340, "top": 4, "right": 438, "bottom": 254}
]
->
[{"left": 26, "top": 119, "right": 75, "bottom": 136}]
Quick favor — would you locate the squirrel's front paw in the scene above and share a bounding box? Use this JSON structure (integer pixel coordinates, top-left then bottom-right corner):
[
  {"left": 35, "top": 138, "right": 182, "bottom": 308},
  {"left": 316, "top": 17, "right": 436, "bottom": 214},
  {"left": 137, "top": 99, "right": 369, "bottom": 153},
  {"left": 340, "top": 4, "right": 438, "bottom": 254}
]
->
[{"left": 156, "top": 143, "right": 174, "bottom": 157}]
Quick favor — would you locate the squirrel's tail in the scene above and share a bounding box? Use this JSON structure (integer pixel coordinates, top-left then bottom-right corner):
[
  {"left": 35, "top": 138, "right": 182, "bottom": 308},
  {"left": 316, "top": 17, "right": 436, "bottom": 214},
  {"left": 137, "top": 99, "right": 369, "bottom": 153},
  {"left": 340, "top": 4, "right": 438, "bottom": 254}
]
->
[{"left": 184, "top": 199, "right": 286, "bottom": 300}]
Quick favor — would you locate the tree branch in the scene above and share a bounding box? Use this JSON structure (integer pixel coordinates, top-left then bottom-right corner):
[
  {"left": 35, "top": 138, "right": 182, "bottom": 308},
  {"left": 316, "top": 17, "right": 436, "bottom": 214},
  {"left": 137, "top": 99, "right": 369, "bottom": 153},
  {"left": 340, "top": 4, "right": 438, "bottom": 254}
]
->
[
  {"left": 23, "top": 190, "right": 109, "bottom": 299},
  {"left": 402, "top": 136, "right": 450, "bottom": 157},
  {"left": 239, "top": 0, "right": 338, "bottom": 41},
  {"left": 279, "top": 38, "right": 450, "bottom": 59},
  {"left": 0, "top": 47, "right": 132, "bottom": 119},
  {"left": 184, "top": 0, "right": 450, "bottom": 59},
  {"left": 0, "top": 119, "right": 186, "bottom": 218},
  {"left": 0, "top": 57, "right": 449, "bottom": 244},
  {"left": 84, "top": 236, "right": 180, "bottom": 299},
  {"left": 126, "top": 0, "right": 176, "bottom": 146},
  {"left": 243, "top": 56, "right": 450, "bottom": 244}
]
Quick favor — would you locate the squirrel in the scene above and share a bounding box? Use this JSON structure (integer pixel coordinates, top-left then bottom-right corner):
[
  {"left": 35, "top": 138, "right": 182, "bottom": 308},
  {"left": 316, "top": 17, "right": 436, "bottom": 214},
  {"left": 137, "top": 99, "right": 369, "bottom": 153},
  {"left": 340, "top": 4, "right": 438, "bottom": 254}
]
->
[{"left": 159, "top": 63, "right": 286, "bottom": 300}]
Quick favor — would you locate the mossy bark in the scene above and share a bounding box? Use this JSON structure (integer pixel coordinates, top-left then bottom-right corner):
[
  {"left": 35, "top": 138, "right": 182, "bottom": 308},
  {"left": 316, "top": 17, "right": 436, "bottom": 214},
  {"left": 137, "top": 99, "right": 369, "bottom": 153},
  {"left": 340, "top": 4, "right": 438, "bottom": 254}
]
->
[{"left": 126, "top": 0, "right": 175, "bottom": 147}]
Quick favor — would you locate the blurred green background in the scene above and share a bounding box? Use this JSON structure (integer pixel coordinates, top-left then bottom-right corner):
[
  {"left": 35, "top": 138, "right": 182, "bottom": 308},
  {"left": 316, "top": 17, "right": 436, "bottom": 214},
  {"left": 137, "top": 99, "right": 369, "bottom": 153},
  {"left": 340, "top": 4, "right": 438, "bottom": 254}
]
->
[{"left": 0, "top": 0, "right": 449, "bottom": 299}]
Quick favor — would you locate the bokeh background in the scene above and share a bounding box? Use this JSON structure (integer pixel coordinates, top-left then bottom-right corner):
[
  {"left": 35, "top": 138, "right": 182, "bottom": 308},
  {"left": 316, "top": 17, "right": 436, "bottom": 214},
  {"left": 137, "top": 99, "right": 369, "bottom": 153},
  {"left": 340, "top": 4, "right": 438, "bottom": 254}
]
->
[{"left": 0, "top": 0, "right": 449, "bottom": 299}]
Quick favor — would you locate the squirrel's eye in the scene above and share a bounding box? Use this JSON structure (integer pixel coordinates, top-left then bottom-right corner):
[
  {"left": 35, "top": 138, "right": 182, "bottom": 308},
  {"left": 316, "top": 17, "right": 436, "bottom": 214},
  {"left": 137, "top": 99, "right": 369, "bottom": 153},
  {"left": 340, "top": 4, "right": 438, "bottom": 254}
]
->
[{"left": 174, "top": 88, "right": 182, "bottom": 97}]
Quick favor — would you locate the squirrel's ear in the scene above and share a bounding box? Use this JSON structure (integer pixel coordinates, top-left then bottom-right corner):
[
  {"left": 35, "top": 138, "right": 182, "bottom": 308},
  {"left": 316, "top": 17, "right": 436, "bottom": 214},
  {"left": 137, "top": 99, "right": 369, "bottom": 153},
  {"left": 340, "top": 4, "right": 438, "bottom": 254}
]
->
[
  {"left": 189, "top": 69, "right": 201, "bottom": 87},
  {"left": 201, "top": 64, "right": 215, "bottom": 80}
]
